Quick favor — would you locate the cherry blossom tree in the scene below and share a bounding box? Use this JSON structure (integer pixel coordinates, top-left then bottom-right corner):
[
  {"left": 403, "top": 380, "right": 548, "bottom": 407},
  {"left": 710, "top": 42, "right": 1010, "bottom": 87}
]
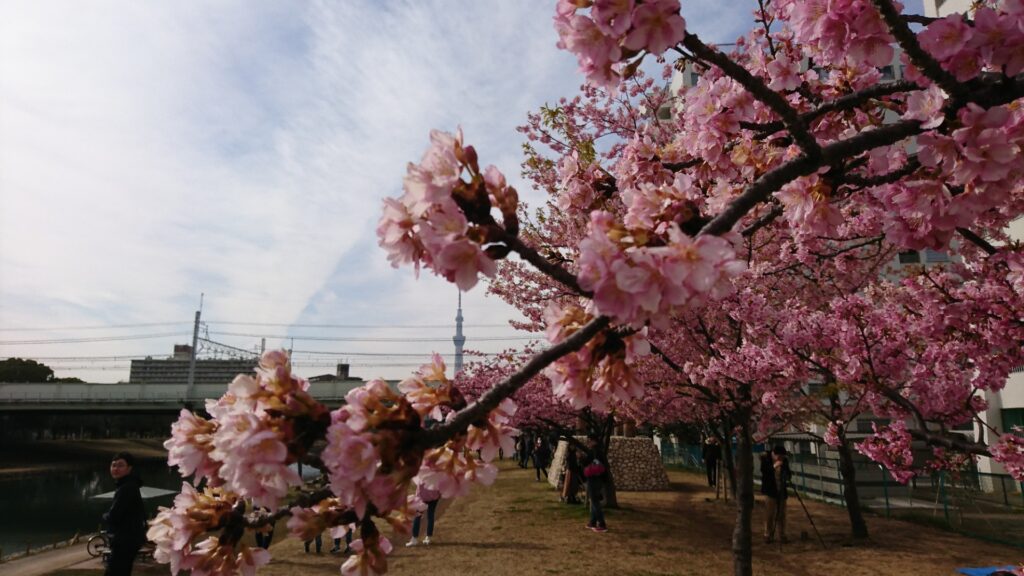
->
[{"left": 153, "top": 2, "right": 1024, "bottom": 576}]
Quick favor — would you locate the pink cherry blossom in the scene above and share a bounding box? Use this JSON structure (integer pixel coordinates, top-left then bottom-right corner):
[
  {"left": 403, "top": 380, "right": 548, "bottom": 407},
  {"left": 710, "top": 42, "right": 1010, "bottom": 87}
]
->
[
  {"left": 210, "top": 410, "right": 302, "bottom": 509},
  {"left": 767, "top": 53, "right": 801, "bottom": 91},
  {"left": 905, "top": 85, "right": 946, "bottom": 130},
  {"left": 623, "top": 0, "right": 686, "bottom": 54},
  {"left": 165, "top": 409, "right": 220, "bottom": 483},
  {"left": 592, "top": 0, "right": 635, "bottom": 36},
  {"left": 991, "top": 427, "right": 1024, "bottom": 481},
  {"left": 857, "top": 421, "right": 916, "bottom": 484}
]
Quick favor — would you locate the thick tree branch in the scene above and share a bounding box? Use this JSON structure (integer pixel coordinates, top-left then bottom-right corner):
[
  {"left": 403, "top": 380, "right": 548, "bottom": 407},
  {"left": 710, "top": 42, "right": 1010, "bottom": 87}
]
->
[
  {"left": 870, "top": 0, "right": 965, "bottom": 98},
  {"left": 741, "top": 205, "right": 783, "bottom": 237},
  {"left": 877, "top": 387, "right": 992, "bottom": 456},
  {"left": 416, "top": 315, "right": 611, "bottom": 449},
  {"left": 505, "top": 234, "right": 589, "bottom": 296},
  {"left": 956, "top": 227, "right": 998, "bottom": 256},
  {"left": 841, "top": 157, "right": 921, "bottom": 187},
  {"left": 682, "top": 33, "right": 821, "bottom": 159},
  {"left": 740, "top": 80, "right": 920, "bottom": 135},
  {"left": 701, "top": 119, "right": 923, "bottom": 236}
]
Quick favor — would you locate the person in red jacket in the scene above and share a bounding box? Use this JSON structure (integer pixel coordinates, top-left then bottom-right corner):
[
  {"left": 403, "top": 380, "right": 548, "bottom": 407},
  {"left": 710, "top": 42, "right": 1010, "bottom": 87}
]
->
[{"left": 582, "top": 438, "right": 608, "bottom": 533}]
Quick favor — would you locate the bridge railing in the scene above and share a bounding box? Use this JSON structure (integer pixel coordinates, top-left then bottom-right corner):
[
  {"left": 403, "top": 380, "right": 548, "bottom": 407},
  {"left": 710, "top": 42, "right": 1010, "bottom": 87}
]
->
[{"left": 0, "top": 382, "right": 354, "bottom": 404}]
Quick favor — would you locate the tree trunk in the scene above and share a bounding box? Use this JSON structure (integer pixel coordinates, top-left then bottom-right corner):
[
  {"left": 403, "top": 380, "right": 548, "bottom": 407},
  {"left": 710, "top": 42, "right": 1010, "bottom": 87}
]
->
[
  {"left": 837, "top": 430, "right": 869, "bottom": 540},
  {"left": 720, "top": 420, "right": 737, "bottom": 500},
  {"left": 731, "top": 417, "right": 754, "bottom": 576}
]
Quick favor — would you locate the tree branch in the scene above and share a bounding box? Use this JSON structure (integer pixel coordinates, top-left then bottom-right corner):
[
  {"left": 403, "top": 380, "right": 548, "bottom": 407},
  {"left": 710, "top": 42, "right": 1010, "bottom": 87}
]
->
[
  {"left": 740, "top": 81, "right": 920, "bottom": 135},
  {"left": 956, "top": 227, "right": 998, "bottom": 256},
  {"left": 416, "top": 315, "right": 611, "bottom": 449},
  {"left": 870, "top": 0, "right": 965, "bottom": 98},
  {"left": 682, "top": 33, "right": 821, "bottom": 159},
  {"left": 505, "top": 234, "right": 589, "bottom": 296},
  {"left": 700, "top": 119, "right": 924, "bottom": 237}
]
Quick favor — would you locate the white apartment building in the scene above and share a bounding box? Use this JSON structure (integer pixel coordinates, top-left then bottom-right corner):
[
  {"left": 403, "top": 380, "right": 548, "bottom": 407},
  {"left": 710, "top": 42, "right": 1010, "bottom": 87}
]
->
[
  {"left": 921, "top": 0, "right": 1024, "bottom": 479},
  {"left": 662, "top": 15, "right": 1022, "bottom": 482}
]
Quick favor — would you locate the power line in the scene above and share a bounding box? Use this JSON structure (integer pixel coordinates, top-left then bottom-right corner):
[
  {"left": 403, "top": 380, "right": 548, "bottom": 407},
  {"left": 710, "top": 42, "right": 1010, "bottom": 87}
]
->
[
  {"left": 207, "top": 331, "right": 538, "bottom": 343},
  {"left": 206, "top": 321, "right": 532, "bottom": 329},
  {"left": 0, "top": 322, "right": 191, "bottom": 332},
  {"left": 290, "top": 349, "right": 505, "bottom": 357},
  {"left": 0, "top": 333, "right": 191, "bottom": 345},
  {"left": 1, "top": 355, "right": 162, "bottom": 361},
  {"left": 0, "top": 350, "right": 508, "bottom": 361},
  {"left": 34, "top": 362, "right": 468, "bottom": 370}
]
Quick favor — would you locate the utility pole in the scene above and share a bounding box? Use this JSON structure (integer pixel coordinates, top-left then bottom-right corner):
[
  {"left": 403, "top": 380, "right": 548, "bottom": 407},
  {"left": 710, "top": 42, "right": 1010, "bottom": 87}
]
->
[
  {"left": 453, "top": 291, "right": 465, "bottom": 375},
  {"left": 186, "top": 294, "right": 203, "bottom": 401}
]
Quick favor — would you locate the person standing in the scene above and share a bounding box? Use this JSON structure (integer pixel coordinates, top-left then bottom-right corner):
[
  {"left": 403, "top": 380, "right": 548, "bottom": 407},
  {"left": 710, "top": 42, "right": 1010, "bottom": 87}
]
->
[
  {"left": 561, "top": 445, "right": 583, "bottom": 504},
  {"left": 761, "top": 445, "right": 792, "bottom": 544},
  {"left": 583, "top": 439, "right": 608, "bottom": 532},
  {"left": 702, "top": 437, "right": 720, "bottom": 487},
  {"left": 253, "top": 507, "right": 274, "bottom": 549},
  {"left": 406, "top": 481, "right": 441, "bottom": 546},
  {"left": 533, "top": 437, "right": 551, "bottom": 481},
  {"left": 518, "top": 434, "right": 533, "bottom": 469},
  {"left": 102, "top": 452, "right": 147, "bottom": 576}
]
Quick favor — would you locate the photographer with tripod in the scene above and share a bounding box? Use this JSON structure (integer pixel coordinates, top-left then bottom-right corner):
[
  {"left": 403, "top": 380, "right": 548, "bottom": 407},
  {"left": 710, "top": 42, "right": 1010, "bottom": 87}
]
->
[{"left": 760, "top": 445, "right": 792, "bottom": 544}]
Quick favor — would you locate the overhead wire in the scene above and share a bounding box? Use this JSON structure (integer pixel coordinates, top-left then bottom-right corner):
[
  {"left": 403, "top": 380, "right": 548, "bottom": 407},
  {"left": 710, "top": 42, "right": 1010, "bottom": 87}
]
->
[
  {"left": 0, "top": 333, "right": 191, "bottom": 345},
  {"left": 206, "top": 331, "right": 538, "bottom": 342},
  {"left": 0, "top": 322, "right": 191, "bottom": 332}
]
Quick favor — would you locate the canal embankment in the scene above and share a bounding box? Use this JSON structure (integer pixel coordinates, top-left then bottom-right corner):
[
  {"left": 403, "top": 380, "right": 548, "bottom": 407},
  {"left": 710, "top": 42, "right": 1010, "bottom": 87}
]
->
[{"left": 0, "top": 439, "right": 174, "bottom": 564}]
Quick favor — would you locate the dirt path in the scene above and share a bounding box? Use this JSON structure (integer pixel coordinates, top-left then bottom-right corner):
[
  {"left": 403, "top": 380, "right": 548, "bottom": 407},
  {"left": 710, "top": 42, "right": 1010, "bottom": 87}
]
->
[
  {"left": 0, "top": 544, "right": 97, "bottom": 576},
  {"left": 261, "top": 462, "right": 1022, "bottom": 576}
]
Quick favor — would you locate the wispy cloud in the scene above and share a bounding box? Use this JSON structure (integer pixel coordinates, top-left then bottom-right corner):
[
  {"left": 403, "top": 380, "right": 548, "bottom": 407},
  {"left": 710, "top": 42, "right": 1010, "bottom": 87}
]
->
[{"left": 0, "top": 1, "right": 755, "bottom": 381}]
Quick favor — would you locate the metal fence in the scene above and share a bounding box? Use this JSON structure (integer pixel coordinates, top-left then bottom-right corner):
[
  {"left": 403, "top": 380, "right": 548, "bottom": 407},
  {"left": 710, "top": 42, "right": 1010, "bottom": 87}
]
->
[{"left": 659, "top": 443, "right": 1024, "bottom": 548}]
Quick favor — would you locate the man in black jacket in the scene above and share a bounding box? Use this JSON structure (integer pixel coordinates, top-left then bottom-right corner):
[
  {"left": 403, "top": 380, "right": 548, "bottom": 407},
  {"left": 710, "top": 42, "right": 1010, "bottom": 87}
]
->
[
  {"left": 760, "top": 445, "right": 792, "bottom": 544},
  {"left": 702, "top": 437, "right": 720, "bottom": 487},
  {"left": 103, "top": 452, "right": 147, "bottom": 576}
]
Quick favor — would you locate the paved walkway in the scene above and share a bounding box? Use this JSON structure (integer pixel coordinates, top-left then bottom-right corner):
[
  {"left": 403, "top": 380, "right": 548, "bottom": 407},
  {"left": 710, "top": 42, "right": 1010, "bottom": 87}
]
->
[{"left": 0, "top": 543, "right": 101, "bottom": 576}]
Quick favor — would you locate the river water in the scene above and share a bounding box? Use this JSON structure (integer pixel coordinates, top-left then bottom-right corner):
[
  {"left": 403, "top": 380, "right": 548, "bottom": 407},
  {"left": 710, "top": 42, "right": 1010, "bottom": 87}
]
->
[{"left": 0, "top": 462, "right": 182, "bottom": 556}]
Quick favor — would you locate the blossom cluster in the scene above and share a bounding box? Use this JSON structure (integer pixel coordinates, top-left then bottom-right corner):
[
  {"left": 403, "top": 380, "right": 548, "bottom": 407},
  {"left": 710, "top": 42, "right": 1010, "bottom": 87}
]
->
[
  {"left": 856, "top": 421, "right": 916, "bottom": 483},
  {"left": 147, "top": 484, "right": 269, "bottom": 576},
  {"left": 990, "top": 427, "right": 1024, "bottom": 481},
  {"left": 577, "top": 211, "right": 745, "bottom": 328},
  {"left": 164, "top": 351, "right": 327, "bottom": 508},
  {"left": 542, "top": 302, "right": 650, "bottom": 411},
  {"left": 554, "top": 0, "right": 687, "bottom": 88},
  {"left": 771, "top": 0, "right": 898, "bottom": 69},
  {"left": 917, "top": 5, "right": 1024, "bottom": 81},
  {"left": 377, "top": 129, "right": 520, "bottom": 291}
]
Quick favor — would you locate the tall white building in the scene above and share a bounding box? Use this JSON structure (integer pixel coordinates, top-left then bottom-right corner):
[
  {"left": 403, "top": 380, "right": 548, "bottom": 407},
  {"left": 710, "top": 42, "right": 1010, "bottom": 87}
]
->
[
  {"left": 664, "top": 18, "right": 1022, "bottom": 483},
  {"left": 921, "top": 0, "right": 1024, "bottom": 477}
]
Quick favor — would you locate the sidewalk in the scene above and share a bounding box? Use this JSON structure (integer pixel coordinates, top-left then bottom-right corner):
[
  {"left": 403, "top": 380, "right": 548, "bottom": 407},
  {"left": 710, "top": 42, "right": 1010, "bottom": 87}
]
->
[{"left": 0, "top": 544, "right": 101, "bottom": 576}]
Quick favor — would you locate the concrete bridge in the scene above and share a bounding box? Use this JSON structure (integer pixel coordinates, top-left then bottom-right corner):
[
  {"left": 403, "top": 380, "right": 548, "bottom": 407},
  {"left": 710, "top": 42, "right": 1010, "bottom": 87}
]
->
[{"left": 0, "top": 380, "right": 366, "bottom": 412}]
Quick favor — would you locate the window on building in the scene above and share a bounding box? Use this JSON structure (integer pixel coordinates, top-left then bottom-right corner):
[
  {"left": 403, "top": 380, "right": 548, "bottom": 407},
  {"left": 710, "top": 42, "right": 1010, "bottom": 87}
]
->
[
  {"left": 656, "top": 105, "right": 673, "bottom": 121},
  {"left": 880, "top": 65, "right": 895, "bottom": 81},
  {"left": 1003, "top": 408, "right": 1024, "bottom": 431},
  {"left": 952, "top": 419, "right": 973, "bottom": 431},
  {"left": 690, "top": 72, "right": 700, "bottom": 86},
  {"left": 898, "top": 250, "right": 921, "bottom": 264},
  {"left": 923, "top": 249, "right": 951, "bottom": 263},
  {"left": 856, "top": 418, "right": 891, "bottom": 433}
]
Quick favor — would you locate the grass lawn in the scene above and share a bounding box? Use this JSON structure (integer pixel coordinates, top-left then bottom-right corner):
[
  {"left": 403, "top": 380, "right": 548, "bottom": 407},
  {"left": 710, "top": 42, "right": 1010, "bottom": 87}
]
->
[{"left": 49, "top": 460, "right": 1022, "bottom": 576}]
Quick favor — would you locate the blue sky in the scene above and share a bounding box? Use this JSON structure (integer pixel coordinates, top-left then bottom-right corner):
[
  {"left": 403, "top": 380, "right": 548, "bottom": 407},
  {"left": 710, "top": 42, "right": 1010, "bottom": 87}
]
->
[{"left": 1, "top": 1, "right": 919, "bottom": 382}]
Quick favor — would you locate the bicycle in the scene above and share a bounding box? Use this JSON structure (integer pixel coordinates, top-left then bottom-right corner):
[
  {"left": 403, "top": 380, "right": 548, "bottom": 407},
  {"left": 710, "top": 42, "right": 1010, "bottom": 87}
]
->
[
  {"left": 86, "top": 532, "right": 156, "bottom": 564},
  {"left": 86, "top": 531, "right": 110, "bottom": 559}
]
